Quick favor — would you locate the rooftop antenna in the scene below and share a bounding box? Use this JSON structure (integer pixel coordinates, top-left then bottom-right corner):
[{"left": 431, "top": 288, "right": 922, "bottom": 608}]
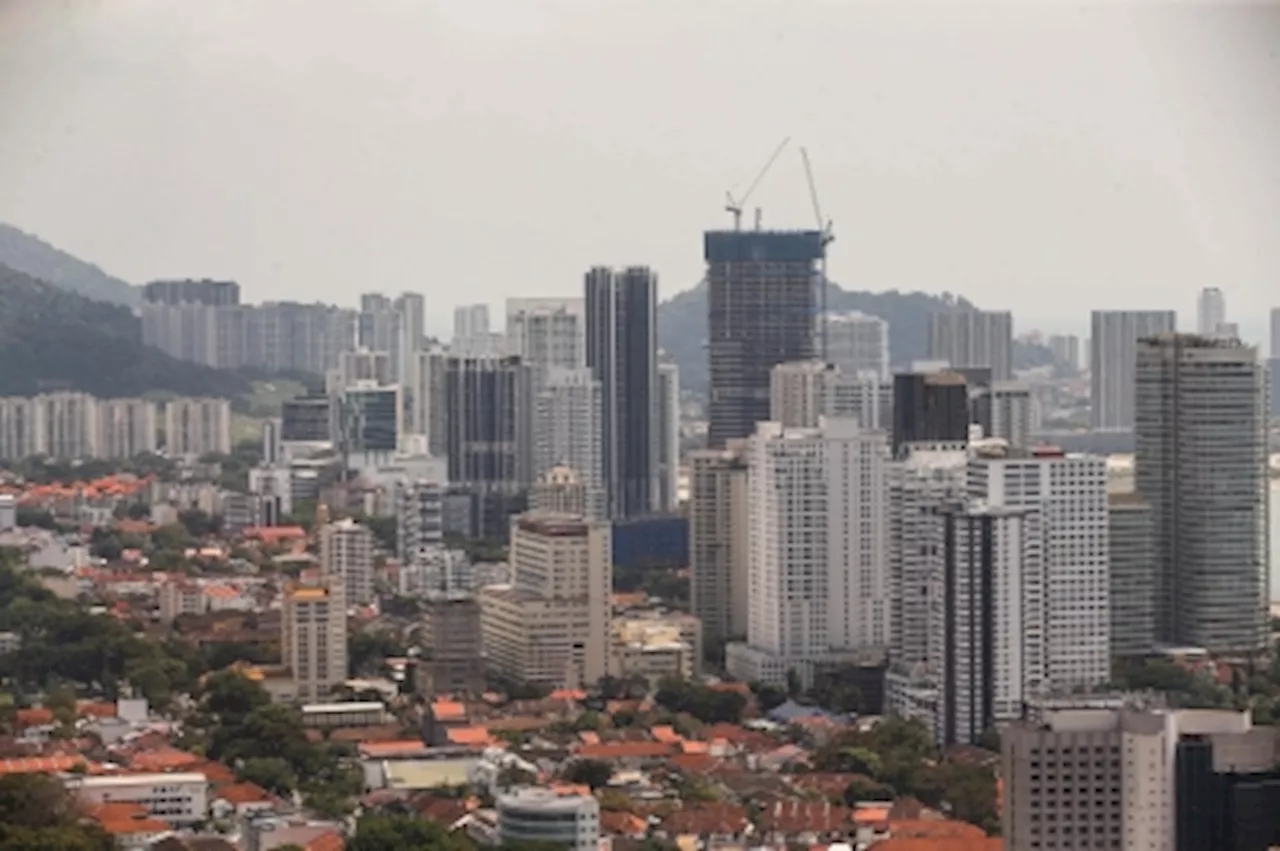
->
[
  {"left": 725, "top": 137, "right": 790, "bottom": 230},
  {"left": 801, "top": 146, "right": 835, "bottom": 360}
]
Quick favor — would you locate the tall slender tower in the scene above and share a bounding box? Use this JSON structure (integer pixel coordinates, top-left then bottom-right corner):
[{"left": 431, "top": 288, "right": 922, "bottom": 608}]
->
[
  {"left": 1090, "top": 310, "right": 1176, "bottom": 430},
  {"left": 704, "top": 230, "right": 823, "bottom": 447},
  {"left": 1135, "top": 333, "right": 1268, "bottom": 652},
  {"left": 584, "top": 266, "right": 658, "bottom": 519}
]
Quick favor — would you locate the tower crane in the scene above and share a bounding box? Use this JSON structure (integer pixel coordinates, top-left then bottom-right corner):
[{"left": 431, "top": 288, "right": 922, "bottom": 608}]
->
[
  {"left": 800, "top": 146, "right": 835, "bottom": 361},
  {"left": 724, "top": 137, "right": 791, "bottom": 230}
]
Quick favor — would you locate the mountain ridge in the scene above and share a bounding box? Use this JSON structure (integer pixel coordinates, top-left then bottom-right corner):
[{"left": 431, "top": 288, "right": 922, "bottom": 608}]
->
[{"left": 0, "top": 223, "right": 139, "bottom": 307}]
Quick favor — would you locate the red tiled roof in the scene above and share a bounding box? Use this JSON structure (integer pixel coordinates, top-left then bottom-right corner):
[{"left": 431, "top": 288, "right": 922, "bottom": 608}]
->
[
  {"left": 101, "top": 817, "right": 170, "bottom": 835},
  {"left": 870, "top": 839, "right": 1000, "bottom": 851},
  {"left": 660, "top": 802, "right": 750, "bottom": 836},
  {"left": 0, "top": 755, "right": 89, "bottom": 775},
  {"left": 757, "top": 798, "right": 851, "bottom": 834},
  {"left": 885, "top": 820, "right": 989, "bottom": 839},
  {"left": 130, "top": 747, "right": 201, "bottom": 772},
  {"left": 578, "top": 741, "right": 676, "bottom": 760},
  {"left": 14, "top": 708, "right": 54, "bottom": 727},
  {"left": 215, "top": 781, "right": 272, "bottom": 805}
]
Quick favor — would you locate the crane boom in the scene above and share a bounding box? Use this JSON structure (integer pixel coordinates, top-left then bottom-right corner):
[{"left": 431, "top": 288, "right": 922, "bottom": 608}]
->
[{"left": 724, "top": 136, "right": 791, "bottom": 230}]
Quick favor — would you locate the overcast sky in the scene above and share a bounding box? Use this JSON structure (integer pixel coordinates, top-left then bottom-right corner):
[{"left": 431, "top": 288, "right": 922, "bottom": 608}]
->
[{"left": 1, "top": 0, "right": 1277, "bottom": 339}]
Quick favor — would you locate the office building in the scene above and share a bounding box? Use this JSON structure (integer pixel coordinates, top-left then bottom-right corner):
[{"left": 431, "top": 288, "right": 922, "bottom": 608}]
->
[
  {"left": 1176, "top": 722, "right": 1280, "bottom": 850},
  {"left": 585, "top": 266, "right": 659, "bottom": 518},
  {"left": 442, "top": 355, "right": 534, "bottom": 539},
  {"left": 281, "top": 578, "right": 348, "bottom": 704},
  {"left": 262, "top": 417, "right": 282, "bottom": 465},
  {"left": 480, "top": 514, "right": 612, "bottom": 688},
  {"left": 969, "top": 445, "right": 1110, "bottom": 692},
  {"left": 336, "top": 383, "right": 402, "bottom": 458},
  {"left": 409, "top": 347, "right": 448, "bottom": 451},
  {"left": 164, "top": 397, "right": 231, "bottom": 457},
  {"left": 927, "top": 310, "right": 1013, "bottom": 381},
  {"left": 1197, "top": 286, "right": 1226, "bottom": 336},
  {"left": 281, "top": 394, "right": 333, "bottom": 444},
  {"left": 397, "top": 479, "right": 445, "bottom": 569},
  {"left": 688, "top": 444, "right": 750, "bottom": 650},
  {"left": 70, "top": 772, "right": 210, "bottom": 826},
  {"left": 1002, "top": 708, "right": 1255, "bottom": 851},
  {"left": 726, "top": 418, "right": 890, "bottom": 686},
  {"left": 497, "top": 788, "right": 600, "bottom": 851},
  {"left": 1135, "top": 333, "right": 1269, "bottom": 652},
  {"left": 970, "top": 381, "right": 1034, "bottom": 448},
  {"left": 655, "top": 360, "right": 681, "bottom": 512},
  {"left": 319, "top": 517, "right": 375, "bottom": 606},
  {"left": 97, "top": 398, "right": 158, "bottom": 459},
  {"left": 418, "top": 595, "right": 486, "bottom": 696},
  {"left": 887, "top": 445, "right": 967, "bottom": 671},
  {"left": 1090, "top": 310, "right": 1177, "bottom": 430},
  {"left": 705, "top": 229, "right": 824, "bottom": 447},
  {"left": 506, "top": 297, "right": 585, "bottom": 376},
  {"left": 532, "top": 367, "right": 604, "bottom": 520},
  {"left": 934, "top": 503, "right": 1045, "bottom": 746},
  {"left": 1107, "top": 492, "right": 1155, "bottom": 658},
  {"left": 827, "top": 311, "right": 890, "bottom": 380},
  {"left": 891, "top": 370, "right": 968, "bottom": 455}
]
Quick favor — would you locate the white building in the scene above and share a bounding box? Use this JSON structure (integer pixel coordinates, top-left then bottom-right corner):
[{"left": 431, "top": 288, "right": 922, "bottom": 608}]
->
[
  {"left": 497, "top": 788, "right": 600, "bottom": 851},
  {"left": 688, "top": 444, "right": 750, "bottom": 649},
  {"left": 397, "top": 478, "right": 445, "bottom": 568},
  {"left": 164, "top": 397, "right": 232, "bottom": 457},
  {"left": 967, "top": 444, "right": 1110, "bottom": 692},
  {"left": 927, "top": 310, "right": 1014, "bottom": 381},
  {"left": 727, "top": 418, "right": 890, "bottom": 686},
  {"left": 1196, "top": 286, "right": 1226, "bottom": 336},
  {"left": 769, "top": 360, "right": 832, "bottom": 429},
  {"left": 408, "top": 347, "right": 448, "bottom": 451},
  {"left": 1090, "top": 310, "right": 1177, "bottom": 430},
  {"left": 656, "top": 360, "right": 681, "bottom": 512},
  {"left": 37, "top": 392, "right": 101, "bottom": 460},
  {"left": 0, "top": 396, "right": 44, "bottom": 460},
  {"left": 532, "top": 368, "right": 605, "bottom": 520},
  {"left": 826, "top": 311, "right": 890, "bottom": 381},
  {"left": 453, "top": 303, "right": 501, "bottom": 356},
  {"left": 505, "top": 297, "right": 585, "bottom": 375},
  {"left": 319, "top": 517, "right": 375, "bottom": 607},
  {"left": 282, "top": 578, "right": 349, "bottom": 703},
  {"left": 98, "top": 398, "right": 158, "bottom": 458},
  {"left": 70, "top": 772, "right": 210, "bottom": 825},
  {"left": 970, "top": 382, "right": 1035, "bottom": 448}
]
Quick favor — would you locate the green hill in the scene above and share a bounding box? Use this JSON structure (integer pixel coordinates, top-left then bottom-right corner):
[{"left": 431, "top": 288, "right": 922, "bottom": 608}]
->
[
  {"left": 658, "top": 281, "right": 979, "bottom": 392},
  {"left": 0, "top": 263, "right": 248, "bottom": 398},
  {"left": 0, "top": 223, "right": 139, "bottom": 306}
]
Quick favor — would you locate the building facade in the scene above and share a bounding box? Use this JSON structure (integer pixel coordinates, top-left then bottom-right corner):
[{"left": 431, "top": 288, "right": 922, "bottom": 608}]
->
[
  {"left": 532, "top": 367, "right": 605, "bottom": 520},
  {"left": 319, "top": 518, "right": 375, "bottom": 607},
  {"left": 282, "top": 578, "right": 349, "bottom": 704},
  {"left": 826, "top": 311, "right": 890, "bottom": 380},
  {"left": 164, "top": 397, "right": 232, "bottom": 457},
  {"left": 1090, "top": 310, "right": 1177, "bottom": 430},
  {"left": 927, "top": 310, "right": 1013, "bottom": 381}
]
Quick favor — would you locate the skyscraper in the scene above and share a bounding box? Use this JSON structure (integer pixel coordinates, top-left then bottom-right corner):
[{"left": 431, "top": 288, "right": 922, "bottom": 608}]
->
[
  {"left": 319, "top": 517, "right": 375, "bottom": 607},
  {"left": 1090, "top": 310, "right": 1177, "bottom": 430},
  {"left": 891, "top": 370, "right": 969, "bottom": 455},
  {"left": 532, "top": 367, "right": 605, "bottom": 520},
  {"left": 1197, "top": 286, "right": 1226, "bottom": 335},
  {"left": 282, "top": 578, "right": 348, "bottom": 703},
  {"left": 655, "top": 361, "right": 681, "bottom": 513},
  {"left": 1135, "top": 333, "right": 1269, "bottom": 652},
  {"left": 584, "top": 266, "right": 658, "bottom": 519},
  {"left": 826, "top": 311, "right": 890, "bottom": 380},
  {"left": 453, "top": 304, "right": 498, "bottom": 356},
  {"left": 506, "top": 298, "right": 585, "bottom": 376},
  {"left": 927, "top": 310, "right": 1013, "bottom": 381},
  {"left": 688, "top": 444, "right": 750, "bottom": 650},
  {"left": 704, "top": 230, "right": 824, "bottom": 447}
]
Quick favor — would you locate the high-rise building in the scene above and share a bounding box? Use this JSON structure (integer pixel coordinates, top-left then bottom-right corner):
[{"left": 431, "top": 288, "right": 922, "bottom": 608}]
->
[
  {"left": 933, "top": 503, "right": 1045, "bottom": 746},
  {"left": 441, "top": 355, "right": 534, "bottom": 539},
  {"left": 164, "top": 397, "right": 231, "bottom": 457},
  {"left": 1090, "top": 310, "right": 1177, "bottom": 430},
  {"left": 408, "top": 347, "right": 448, "bottom": 451},
  {"left": 1108, "top": 492, "right": 1156, "bottom": 658},
  {"left": 33, "top": 392, "right": 101, "bottom": 460},
  {"left": 0, "top": 396, "right": 44, "bottom": 460},
  {"left": 584, "top": 266, "right": 659, "bottom": 519},
  {"left": 1046, "top": 333, "right": 1080, "bottom": 373},
  {"left": 968, "top": 444, "right": 1110, "bottom": 692},
  {"left": 1197, "top": 286, "right": 1226, "bottom": 335},
  {"left": 826, "top": 370, "right": 893, "bottom": 432},
  {"left": 887, "top": 445, "right": 967, "bottom": 672},
  {"left": 418, "top": 595, "right": 485, "bottom": 697},
  {"left": 826, "top": 311, "right": 890, "bottom": 381},
  {"left": 1135, "top": 333, "right": 1269, "bottom": 652},
  {"left": 655, "top": 361, "right": 681, "bottom": 513},
  {"left": 726, "top": 418, "right": 890, "bottom": 686},
  {"left": 97, "top": 398, "right": 158, "bottom": 459},
  {"left": 891, "top": 370, "right": 969, "bottom": 456},
  {"left": 281, "top": 578, "right": 348, "bottom": 703},
  {"left": 261, "top": 417, "right": 282, "bottom": 466},
  {"left": 688, "top": 444, "right": 750, "bottom": 651},
  {"left": 506, "top": 298, "right": 585, "bottom": 376},
  {"left": 452, "top": 304, "right": 499, "bottom": 356},
  {"left": 705, "top": 230, "right": 824, "bottom": 447},
  {"left": 336, "top": 383, "right": 402, "bottom": 459},
  {"left": 769, "top": 360, "right": 832, "bottom": 430},
  {"left": 398, "top": 479, "right": 445, "bottom": 571},
  {"left": 927, "top": 310, "right": 1013, "bottom": 381},
  {"left": 970, "top": 382, "right": 1034, "bottom": 448},
  {"left": 319, "top": 517, "right": 375, "bottom": 606},
  {"left": 281, "top": 394, "right": 333, "bottom": 444},
  {"left": 532, "top": 367, "right": 604, "bottom": 520},
  {"left": 530, "top": 465, "right": 590, "bottom": 517},
  {"left": 143, "top": 279, "right": 241, "bottom": 307},
  {"left": 336, "top": 349, "right": 392, "bottom": 388},
  {"left": 480, "top": 513, "right": 612, "bottom": 688}
]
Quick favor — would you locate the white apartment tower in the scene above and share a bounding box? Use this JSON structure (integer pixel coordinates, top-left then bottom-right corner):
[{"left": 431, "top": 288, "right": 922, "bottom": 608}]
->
[
  {"left": 656, "top": 361, "right": 681, "bottom": 512},
  {"left": 0, "top": 397, "right": 44, "bottom": 460},
  {"left": 533, "top": 367, "right": 605, "bottom": 520},
  {"left": 933, "top": 503, "right": 1045, "bottom": 746},
  {"left": 98, "top": 398, "right": 159, "bottom": 459},
  {"left": 1135, "top": 333, "right": 1269, "bottom": 652},
  {"left": 967, "top": 445, "right": 1111, "bottom": 691},
  {"left": 769, "top": 360, "right": 832, "bottom": 429},
  {"left": 726, "top": 418, "right": 890, "bottom": 685},
  {"left": 319, "top": 517, "right": 375, "bottom": 607},
  {"left": 452, "top": 303, "right": 499, "bottom": 356},
  {"left": 688, "top": 445, "right": 750, "bottom": 650},
  {"left": 1196, "top": 286, "right": 1226, "bottom": 336},
  {"left": 927, "top": 310, "right": 1014, "bottom": 381},
  {"left": 164, "top": 397, "right": 232, "bottom": 457},
  {"left": 505, "top": 297, "right": 585, "bottom": 375},
  {"left": 1090, "top": 310, "right": 1177, "bottom": 430},
  {"left": 282, "top": 578, "right": 349, "bottom": 703},
  {"left": 826, "top": 311, "right": 890, "bottom": 381},
  {"left": 397, "top": 479, "right": 445, "bottom": 570},
  {"left": 38, "top": 392, "right": 101, "bottom": 460}
]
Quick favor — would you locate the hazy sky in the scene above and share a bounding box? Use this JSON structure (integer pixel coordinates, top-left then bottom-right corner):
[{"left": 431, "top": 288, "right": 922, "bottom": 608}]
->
[{"left": 1, "top": 0, "right": 1277, "bottom": 339}]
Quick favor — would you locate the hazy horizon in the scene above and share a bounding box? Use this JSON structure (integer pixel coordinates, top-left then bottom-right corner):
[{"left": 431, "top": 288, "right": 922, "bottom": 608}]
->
[{"left": 1, "top": 1, "right": 1278, "bottom": 339}]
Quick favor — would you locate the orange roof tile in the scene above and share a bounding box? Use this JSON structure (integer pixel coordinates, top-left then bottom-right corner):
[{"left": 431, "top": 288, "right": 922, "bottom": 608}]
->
[
  {"left": 305, "top": 832, "right": 346, "bottom": 851},
  {"left": 680, "top": 740, "right": 709, "bottom": 754},
  {"left": 14, "top": 708, "right": 54, "bottom": 727},
  {"left": 76, "top": 701, "right": 117, "bottom": 719},
  {"left": 130, "top": 747, "right": 201, "bottom": 772},
  {"left": 100, "top": 817, "right": 171, "bottom": 835},
  {"left": 90, "top": 802, "right": 147, "bottom": 820},
  {"left": 549, "top": 688, "right": 587, "bottom": 702},
  {"left": 578, "top": 741, "right": 675, "bottom": 760},
  {"left": 660, "top": 802, "right": 751, "bottom": 836},
  {"left": 445, "top": 726, "right": 493, "bottom": 747},
  {"left": 215, "top": 781, "right": 273, "bottom": 805},
  {"left": 651, "top": 725, "right": 681, "bottom": 744},
  {"left": 358, "top": 740, "right": 431, "bottom": 758},
  {"left": 579, "top": 731, "right": 601, "bottom": 746},
  {"left": 854, "top": 806, "right": 891, "bottom": 824},
  {"left": 886, "top": 820, "right": 988, "bottom": 839},
  {"left": 431, "top": 699, "right": 466, "bottom": 722}
]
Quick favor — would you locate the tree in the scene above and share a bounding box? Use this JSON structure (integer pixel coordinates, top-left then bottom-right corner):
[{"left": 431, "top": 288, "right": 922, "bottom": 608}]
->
[
  {"left": 562, "top": 758, "right": 613, "bottom": 790},
  {"left": 0, "top": 774, "right": 115, "bottom": 851},
  {"left": 843, "top": 776, "right": 895, "bottom": 805},
  {"left": 751, "top": 681, "right": 788, "bottom": 713},
  {"left": 348, "top": 812, "right": 472, "bottom": 851},
  {"left": 199, "top": 669, "right": 270, "bottom": 723},
  {"left": 238, "top": 757, "right": 298, "bottom": 796},
  {"left": 654, "top": 678, "right": 746, "bottom": 724}
]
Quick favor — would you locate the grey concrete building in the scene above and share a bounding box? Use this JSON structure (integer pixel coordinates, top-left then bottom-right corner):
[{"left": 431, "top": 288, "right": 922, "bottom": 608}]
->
[
  {"left": 926, "top": 310, "right": 1013, "bottom": 381},
  {"left": 688, "top": 444, "right": 750, "bottom": 651},
  {"left": 1107, "top": 492, "right": 1156, "bottom": 657},
  {"left": 1090, "top": 310, "right": 1176, "bottom": 431},
  {"left": 1135, "top": 333, "right": 1269, "bottom": 652}
]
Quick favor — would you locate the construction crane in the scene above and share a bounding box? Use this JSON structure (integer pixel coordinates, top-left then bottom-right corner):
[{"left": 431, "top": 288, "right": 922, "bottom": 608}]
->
[
  {"left": 800, "top": 146, "right": 835, "bottom": 360},
  {"left": 724, "top": 137, "right": 791, "bottom": 230}
]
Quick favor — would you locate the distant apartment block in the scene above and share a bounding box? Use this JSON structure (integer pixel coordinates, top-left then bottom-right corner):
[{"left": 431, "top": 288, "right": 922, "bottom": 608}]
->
[
  {"left": 927, "top": 310, "right": 1013, "bottom": 381},
  {"left": 1090, "top": 310, "right": 1176, "bottom": 430},
  {"left": 164, "top": 397, "right": 232, "bottom": 457},
  {"left": 826, "top": 310, "right": 890, "bottom": 380}
]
